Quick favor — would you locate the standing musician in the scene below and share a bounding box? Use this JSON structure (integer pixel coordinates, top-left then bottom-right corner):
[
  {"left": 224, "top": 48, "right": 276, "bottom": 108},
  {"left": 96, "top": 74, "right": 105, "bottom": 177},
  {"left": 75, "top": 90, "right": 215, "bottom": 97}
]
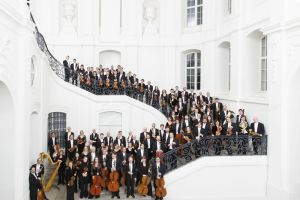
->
[
  {"left": 79, "top": 156, "right": 90, "bottom": 199},
  {"left": 152, "top": 157, "right": 166, "bottom": 200},
  {"left": 90, "top": 129, "right": 99, "bottom": 151},
  {"left": 249, "top": 117, "right": 266, "bottom": 154},
  {"left": 65, "top": 161, "right": 77, "bottom": 200},
  {"left": 107, "top": 153, "right": 121, "bottom": 199},
  {"left": 29, "top": 165, "right": 42, "bottom": 200},
  {"left": 126, "top": 156, "right": 137, "bottom": 198},
  {"left": 67, "top": 134, "right": 77, "bottom": 160},
  {"left": 77, "top": 130, "right": 86, "bottom": 155},
  {"left": 48, "top": 131, "right": 57, "bottom": 160},
  {"left": 89, "top": 157, "right": 102, "bottom": 198}
]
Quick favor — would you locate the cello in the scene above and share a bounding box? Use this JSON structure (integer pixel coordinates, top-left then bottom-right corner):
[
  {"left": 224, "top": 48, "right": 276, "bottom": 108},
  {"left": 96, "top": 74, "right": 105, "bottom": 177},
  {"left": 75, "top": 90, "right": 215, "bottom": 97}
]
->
[
  {"left": 155, "top": 177, "right": 167, "bottom": 198},
  {"left": 137, "top": 164, "right": 152, "bottom": 196},
  {"left": 108, "top": 171, "right": 119, "bottom": 193},
  {"left": 89, "top": 175, "right": 102, "bottom": 197},
  {"left": 100, "top": 167, "right": 109, "bottom": 189}
]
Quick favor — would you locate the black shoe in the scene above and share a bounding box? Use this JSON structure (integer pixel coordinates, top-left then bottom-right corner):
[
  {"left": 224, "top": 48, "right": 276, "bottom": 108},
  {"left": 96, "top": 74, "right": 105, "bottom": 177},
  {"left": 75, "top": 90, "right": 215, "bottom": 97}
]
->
[
  {"left": 132, "top": 195, "right": 135, "bottom": 198},
  {"left": 111, "top": 196, "right": 114, "bottom": 199},
  {"left": 126, "top": 195, "right": 129, "bottom": 198},
  {"left": 117, "top": 195, "right": 120, "bottom": 199}
]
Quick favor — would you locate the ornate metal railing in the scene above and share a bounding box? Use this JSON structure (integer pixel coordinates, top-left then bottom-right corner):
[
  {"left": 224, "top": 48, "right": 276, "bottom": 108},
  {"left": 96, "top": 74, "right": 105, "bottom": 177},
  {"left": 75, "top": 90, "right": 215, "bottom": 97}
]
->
[
  {"left": 29, "top": 11, "right": 173, "bottom": 117},
  {"left": 153, "top": 135, "right": 268, "bottom": 174}
]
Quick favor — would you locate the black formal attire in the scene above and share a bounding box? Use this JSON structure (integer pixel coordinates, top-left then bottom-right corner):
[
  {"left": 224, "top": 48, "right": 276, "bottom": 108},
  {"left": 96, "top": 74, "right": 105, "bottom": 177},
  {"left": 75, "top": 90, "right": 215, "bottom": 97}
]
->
[
  {"left": 139, "top": 132, "right": 149, "bottom": 144},
  {"left": 65, "top": 167, "right": 77, "bottom": 200},
  {"left": 48, "top": 137, "right": 57, "bottom": 159},
  {"left": 63, "top": 59, "right": 70, "bottom": 82},
  {"left": 125, "top": 163, "right": 137, "bottom": 197},
  {"left": 29, "top": 172, "right": 41, "bottom": 200},
  {"left": 66, "top": 139, "right": 77, "bottom": 160},
  {"left": 104, "top": 136, "right": 114, "bottom": 147},
  {"left": 250, "top": 122, "right": 265, "bottom": 154}
]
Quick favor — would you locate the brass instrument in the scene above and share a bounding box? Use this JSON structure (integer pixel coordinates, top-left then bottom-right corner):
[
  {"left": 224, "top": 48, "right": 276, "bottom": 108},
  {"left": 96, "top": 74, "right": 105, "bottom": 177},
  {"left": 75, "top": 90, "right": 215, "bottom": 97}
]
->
[
  {"left": 239, "top": 121, "right": 248, "bottom": 134},
  {"left": 248, "top": 129, "right": 259, "bottom": 136}
]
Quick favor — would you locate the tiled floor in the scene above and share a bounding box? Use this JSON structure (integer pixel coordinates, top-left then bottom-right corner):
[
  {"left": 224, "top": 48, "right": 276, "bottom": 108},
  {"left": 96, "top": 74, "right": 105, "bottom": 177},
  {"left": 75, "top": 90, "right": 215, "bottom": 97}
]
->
[{"left": 46, "top": 184, "right": 154, "bottom": 200}]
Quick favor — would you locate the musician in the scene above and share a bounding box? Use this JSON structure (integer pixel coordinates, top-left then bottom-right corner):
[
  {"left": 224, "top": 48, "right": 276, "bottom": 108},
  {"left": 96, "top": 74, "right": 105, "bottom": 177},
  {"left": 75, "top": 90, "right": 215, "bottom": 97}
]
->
[
  {"left": 66, "top": 134, "right": 77, "bottom": 160},
  {"left": 182, "top": 115, "right": 192, "bottom": 130},
  {"left": 130, "top": 135, "right": 139, "bottom": 151},
  {"left": 236, "top": 109, "right": 245, "bottom": 124},
  {"left": 150, "top": 123, "right": 159, "bottom": 138},
  {"left": 211, "top": 98, "right": 223, "bottom": 121},
  {"left": 250, "top": 117, "right": 265, "bottom": 154},
  {"left": 33, "top": 158, "right": 44, "bottom": 179},
  {"left": 100, "top": 148, "right": 109, "bottom": 168},
  {"left": 172, "top": 118, "right": 182, "bottom": 136},
  {"left": 89, "top": 158, "right": 102, "bottom": 198},
  {"left": 115, "top": 131, "right": 127, "bottom": 147},
  {"left": 138, "top": 157, "right": 153, "bottom": 197},
  {"left": 70, "top": 59, "right": 79, "bottom": 85},
  {"left": 104, "top": 132, "right": 113, "bottom": 147},
  {"left": 88, "top": 146, "right": 98, "bottom": 164},
  {"left": 63, "top": 55, "right": 70, "bottom": 82},
  {"left": 153, "top": 136, "right": 164, "bottom": 159},
  {"left": 107, "top": 153, "right": 122, "bottom": 199},
  {"left": 136, "top": 143, "right": 148, "bottom": 163},
  {"left": 126, "top": 156, "right": 137, "bottom": 198},
  {"left": 118, "top": 146, "right": 129, "bottom": 169},
  {"left": 201, "top": 117, "right": 211, "bottom": 136},
  {"left": 65, "top": 127, "right": 74, "bottom": 149},
  {"left": 29, "top": 165, "right": 42, "bottom": 200},
  {"left": 139, "top": 128, "right": 148, "bottom": 144},
  {"left": 166, "top": 132, "right": 178, "bottom": 151},
  {"left": 222, "top": 117, "right": 237, "bottom": 136},
  {"left": 79, "top": 156, "right": 90, "bottom": 199},
  {"left": 90, "top": 129, "right": 99, "bottom": 150},
  {"left": 65, "top": 161, "right": 76, "bottom": 200},
  {"left": 152, "top": 86, "right": 160, "bottom": 109},
  {"left": 48, "top": 131, "right": 57, "bottom": 159},
  {"left": 56, "top": 149, "right": 66, "bottom": 185},
  {"left": 138, "top": 79, "right": 146, "bottom": 102},
  {"left": 145, "top": 81, "right": 153, "bottom": 104},
  {"left": 99, "top": 133, "right": 105, "bottom": 148},
  {"left": 162, "top": 127, "right": 170, "bottom": 145},
  {"left": 193, "top": 123, "right": 204, "bottom": 140},
  {"left": 77, "top": 130, "right": 86, "bottom": 155},
  {"left": 144, "top": 134, "right": 154, "bottom": 158},
  {"left": 152, "top": 157, "right": 166, "bottom": 200}
]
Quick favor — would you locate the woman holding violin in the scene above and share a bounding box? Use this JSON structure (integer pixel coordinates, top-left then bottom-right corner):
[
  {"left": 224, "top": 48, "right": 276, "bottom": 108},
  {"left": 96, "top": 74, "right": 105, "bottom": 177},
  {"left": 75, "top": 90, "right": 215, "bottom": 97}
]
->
[{"left": 65, "top": 161, "right": 76, "bottom": 200}]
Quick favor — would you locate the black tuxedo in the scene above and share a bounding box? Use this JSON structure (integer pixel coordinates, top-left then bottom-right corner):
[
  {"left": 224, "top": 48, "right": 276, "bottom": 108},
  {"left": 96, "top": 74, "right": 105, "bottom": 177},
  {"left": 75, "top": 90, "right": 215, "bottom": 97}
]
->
[
  {"left": 139, "top": 132, "right": 149, "bottom": 143},
  {"left": 104, "top": 136, "right": 113, "bottom": 147},
  {"left": 32, "top": 164, "right": 44, "bottom": 178},
  {"left": 201, "top": 123, "right": 210, "bottom": 136},
  {"left": 136, "top": 148, "right": 148, "bottom": 161},
  {"left": 172, "top": 123, "right": 182, "bottom": 135},
  {"left": 29, "top": 173, "right": 41, "bottom": 200},
  {"left": 107, "top": 158, "right": 122, "bottom": 172},
  {"left": 48, "top": 137, "right": 57, "bottom": 156},
  {"left": 152, "top": 141, "right": 164, "bottom": 152},
  {"left": 166, "top": 138, "right": 178, "bottom": 151},
  {"left": 151, "top": 162, "right": 166, "bottom": 179},
  {"left": 125, "top": 163, "right": 137, "bottom": 197},
  {"left": 90, "top": 133, "right": 99, "bottom": 147},
  {"left": 66, "top": 139, "right": 77, "bottom": 160},
  {"left": 114, "top": 136, "right": 126, "bottom": 147},
  {"left": 222, "top": 122, "right": 237, "bottom": 135},
  {"left": 65, "top": 131, "right": 74, "bottom": 145},
  {"left": 149, "top": 128, "right": 159, "bottom": 138},
  {"left": 249, "top": 122, "right": 265, "bottom": 135}
]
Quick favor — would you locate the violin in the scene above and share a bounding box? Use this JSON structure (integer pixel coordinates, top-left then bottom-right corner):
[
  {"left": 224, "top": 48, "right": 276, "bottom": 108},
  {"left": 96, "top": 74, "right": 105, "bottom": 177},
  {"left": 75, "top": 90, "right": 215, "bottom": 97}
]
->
[
  {"left": 90, "top": 175, "right": 102, "bottom": 197},
  {"left": 98, "top": 79, "right": 103, "bottom": 88},
  {"left": 155, "top": 177, "right": 167, "bottom": 198},
  {"left": 86, "top": 77, "right": 91, "bottom": 86},
  {"left": 121, "top": 80, "right": 126, "bottom": 89},
  {"left": 108, "top": 171, "right": 119, "bottom": 192},
  {"left": 105, "top": 79, "right": 110, "bottom": 88},
  {"left": 113, "top": 79, "right": 118, "bottom": 90}
]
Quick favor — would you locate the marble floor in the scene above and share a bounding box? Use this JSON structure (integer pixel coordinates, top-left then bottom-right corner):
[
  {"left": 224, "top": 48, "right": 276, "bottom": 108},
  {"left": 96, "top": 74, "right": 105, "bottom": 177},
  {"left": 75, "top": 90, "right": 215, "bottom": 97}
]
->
[{"left": 46, "top": 184, "right": 154, "bottom": 200}]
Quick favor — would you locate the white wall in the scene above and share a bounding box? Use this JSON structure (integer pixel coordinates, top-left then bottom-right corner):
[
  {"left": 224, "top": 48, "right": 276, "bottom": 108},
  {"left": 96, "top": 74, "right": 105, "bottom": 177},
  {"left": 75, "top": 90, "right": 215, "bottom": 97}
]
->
[
  {"left": 165, "top": 156, "right": 268, "bottom": 200},
  {"left": 43, "top": 65, "right": 167, "bottom": 139}
]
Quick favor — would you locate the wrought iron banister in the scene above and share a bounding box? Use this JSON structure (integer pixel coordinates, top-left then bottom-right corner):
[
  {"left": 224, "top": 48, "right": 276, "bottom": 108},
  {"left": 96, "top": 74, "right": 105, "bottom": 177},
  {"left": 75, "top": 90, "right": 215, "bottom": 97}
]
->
[{"left": 151, "top": 135, "right": 268, "bottom": 174}]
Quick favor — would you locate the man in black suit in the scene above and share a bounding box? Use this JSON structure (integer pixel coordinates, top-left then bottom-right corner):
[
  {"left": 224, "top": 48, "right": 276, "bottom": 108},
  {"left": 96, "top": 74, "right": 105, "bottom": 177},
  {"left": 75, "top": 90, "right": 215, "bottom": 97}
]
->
[
  {"left": 236, "top": 109, "right": 245, "bottom": 125},
  {"left": 152, "top": 136, "right": 164, "bottom": 156},
  {"left": 136, "top": 143, "right": 148, "bottom": 162},
  {"left": 201, "top": 118, "right": 211, "bottom": 136},
  {"left": 166, "top": 132, "right": 178, "bottom": 151},
  {"left": 29, "top": 165, "right": 42, "bottom": 200},
  {"left": 125, "top": 156, "right": 137, "bottom": 198},
  {"left": 48, "top": 132, "right": 57, "bottom": 159},
  {"left": 139, "top": 128, "right": 148, "bottom": 144},
  {"left": 64, "top": 127, "right": 74, "bottom": 149},
  {"left": 172, "top": 118, "right": 182, "bottom": 136},
  {"left": 33, "top": 158, "right": 44, "bottom": 179},
  {"left": 211, "top": 98, "right": 223, "bottom": 121},
  {"left": 114, "top": 131, "right": 126, "bottom": 147},
  {"left": 70, "top": 59, "right": 79, "bottom": 85},
  {"left": 145, "top": 81, "right": 153, "bottom": 104},
  {"left": 250, "top": 117, "right": 266, "bottom": 154},
  {"left": 144, "top": 134, "right": 154, "bottom": 159},
  {"left": 66, "top": 134, "right": 77, "bottom": 160},
  {"left": 222, "top": 117, "right": 237, "bottom": 155},
  {"left": 104, "top": 132, "right": 114, "bottom": 147},
  {"left": 90, "top": 129, "right": 99, "bottom": 150},
  {"left": 152, "top": 157, "right": 166, "bottom": 200},
  {"left": 107, "top": 153, "right": 122, "bottom": 199},
  {"left": 150, "top": 123, "right": 159, "bottom": 138},
  {"left": 63, "top": 55, "right": 70, "bottom": 82}
]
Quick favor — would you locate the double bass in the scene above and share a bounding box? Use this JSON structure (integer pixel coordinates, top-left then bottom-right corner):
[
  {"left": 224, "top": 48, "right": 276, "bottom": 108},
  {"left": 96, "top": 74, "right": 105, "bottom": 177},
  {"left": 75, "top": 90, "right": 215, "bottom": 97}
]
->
[
  {"left": 90, "top": 175, "right": 102, "bottom": 197},
  {"left": 155, "top": 178, "right": 167, "bottom": 198},
  {"left": 108, "top": 171, "right": 119, "bottom": 193}
]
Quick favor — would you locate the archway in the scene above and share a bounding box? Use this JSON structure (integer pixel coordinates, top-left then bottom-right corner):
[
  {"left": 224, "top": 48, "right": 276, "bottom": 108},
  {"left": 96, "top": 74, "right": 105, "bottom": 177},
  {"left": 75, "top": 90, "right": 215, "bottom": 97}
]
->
[
  {"left": 99, "top": 50, "right": 121, "bottom": 68},
  {"left": 217, "top": 41, "right": 231, "bottom": 92},
  {"left": 98, "top": 111, "right": 122, "bottom": 138},
  {"left": 0, "top": 81, "right": 15, "bottom": 199},
  {"left": 30, "top": 111, "right": 42, "bottom": 164}
]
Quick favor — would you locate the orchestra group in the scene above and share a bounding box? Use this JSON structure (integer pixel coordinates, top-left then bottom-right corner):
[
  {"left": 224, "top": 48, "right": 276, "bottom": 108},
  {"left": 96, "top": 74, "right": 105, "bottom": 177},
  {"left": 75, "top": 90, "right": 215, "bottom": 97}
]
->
[{"left": 28, "top": 56, "right": 266, "bottom": 200}]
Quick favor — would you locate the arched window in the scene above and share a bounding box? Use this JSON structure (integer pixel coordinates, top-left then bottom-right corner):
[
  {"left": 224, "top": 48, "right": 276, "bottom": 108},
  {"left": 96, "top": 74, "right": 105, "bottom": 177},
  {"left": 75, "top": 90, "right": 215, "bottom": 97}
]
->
[
  {"left": 98, "top": 111, "right": 122, "bottom": 138},
  {"left": 99, "top": 50, "right": 121, "bottom": 67},
  {"left": 261, "top": 36, "right": 267, "bottom": 91},
  {"left": 47, "top": 112, "right": 67, "bottom": 148},
  {"left": 185, "top": 51, "right": 201, "bottom": 90},
  {"left": 186, "top": 0, "right": 203, "bottom": 27}
]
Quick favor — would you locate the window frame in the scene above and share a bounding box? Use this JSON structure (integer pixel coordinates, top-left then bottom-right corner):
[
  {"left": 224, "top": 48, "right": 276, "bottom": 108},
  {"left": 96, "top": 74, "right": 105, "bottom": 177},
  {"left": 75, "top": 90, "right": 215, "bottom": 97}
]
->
[
  {"left": 260, "top": 36, "right": 267, "bottom": 91},
  {"left": 185, "top": 51, "right": 201, "bottom": 90},
  {"left": 186, "top": 0, "right": 203, "bottom": 28}
]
